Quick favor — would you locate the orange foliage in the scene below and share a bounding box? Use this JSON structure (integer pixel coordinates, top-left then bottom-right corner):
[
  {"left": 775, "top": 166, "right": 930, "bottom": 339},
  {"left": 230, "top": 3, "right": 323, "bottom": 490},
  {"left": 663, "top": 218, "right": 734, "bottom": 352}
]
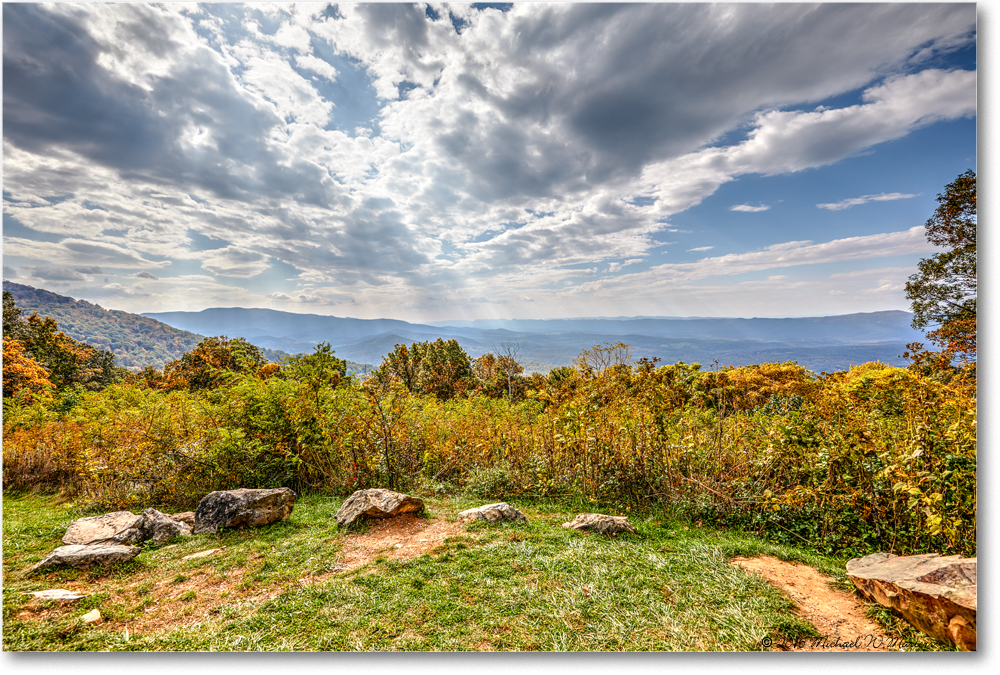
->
[{"left": 2, "top": 337, "right": 53, "bottom": 398}]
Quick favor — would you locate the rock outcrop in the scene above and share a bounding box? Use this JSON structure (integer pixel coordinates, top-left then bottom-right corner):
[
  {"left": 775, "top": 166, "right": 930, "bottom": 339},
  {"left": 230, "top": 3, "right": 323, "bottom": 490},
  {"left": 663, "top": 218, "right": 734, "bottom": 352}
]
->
[
  {"left": 193, "top": 487, "right": 296, "bottom": 534},
  {"left": 139, "top": 508, "right": 193, "bottom": 545},
  {"left": 64, "top": 508, "right": 193, "bottom": 547},
  {"left": 335, "top": 488, "right": 424, "bottom": 527},
  {"left": 29, "top": 544, "right": 141, "bottom": 573},
  {"left": 458, "top": 502, "right": 526, "bottom": 524},
  {"left": 62, "top": 511, "right": 145, "bottom": 546},
  {"left": 561, "top": 513, "right": 637, "bottom": 535},
  {"left": 847, "top": 552, "right": 977, "bottom": 651}
]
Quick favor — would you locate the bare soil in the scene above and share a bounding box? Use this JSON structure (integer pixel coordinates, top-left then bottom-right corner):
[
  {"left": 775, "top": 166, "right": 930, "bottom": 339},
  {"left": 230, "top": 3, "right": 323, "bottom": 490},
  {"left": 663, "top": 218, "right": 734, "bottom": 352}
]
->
[
  {"left": 731, "top": 555, "right": 901, "bottom": 651},
  {"left": 334, "top": 514, "right": 467, "bottom": 571}
]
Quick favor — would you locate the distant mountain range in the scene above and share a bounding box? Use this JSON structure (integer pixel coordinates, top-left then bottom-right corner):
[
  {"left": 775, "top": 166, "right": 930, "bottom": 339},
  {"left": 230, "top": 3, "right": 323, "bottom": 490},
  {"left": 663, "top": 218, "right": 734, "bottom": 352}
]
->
[
  {"left": 3, "top": 281, "right": 924, "bottom": 374},
  {"left": 143, "top": 305, "right": 925, "bottom": 374}
]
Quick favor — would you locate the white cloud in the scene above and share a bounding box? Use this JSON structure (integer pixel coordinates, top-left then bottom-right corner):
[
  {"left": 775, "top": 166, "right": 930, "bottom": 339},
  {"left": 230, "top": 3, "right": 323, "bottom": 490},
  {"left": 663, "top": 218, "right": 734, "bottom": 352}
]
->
[
  {"left": 688, "top": 246, "right": 714, "bottom": 252},
  {"left": 730, "top": 204, "right": 770, "bottom": 213},
  {"left": 294, "top": 53, "right": 339, "bottom": 83},
  {"left": 817, "top": 192, "right": 920, "bottom": 211}
]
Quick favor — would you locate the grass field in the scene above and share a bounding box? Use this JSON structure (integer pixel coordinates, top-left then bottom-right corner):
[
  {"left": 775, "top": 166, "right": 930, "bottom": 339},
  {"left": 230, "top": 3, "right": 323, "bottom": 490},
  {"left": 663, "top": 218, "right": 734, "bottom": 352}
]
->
[{"left": 2, "top": 491, "right": 943, "bottom": 651}]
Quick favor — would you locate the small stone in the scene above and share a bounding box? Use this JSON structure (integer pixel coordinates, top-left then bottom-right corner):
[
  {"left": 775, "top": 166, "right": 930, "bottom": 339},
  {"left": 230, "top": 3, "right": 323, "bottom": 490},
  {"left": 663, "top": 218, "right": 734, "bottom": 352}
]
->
[
  {"left": 193, "top": 487, "right": 296, "bottom": 535},
  {"left": 81, "top": 609, "right": 102, "bottom": 624},
  {"left": 457, "top": 502, "right": 527, "bottom": 524},
  {"left": 29, "top": 545, "right": 141, "bottom": 573},
  {"left": 26, "top": 589, "right": 86, "bottom": 601},
  {"left": 561, "top": 513, "right": 638, "bottom": 535},
  {"left": 181, "top": 547, "right": 223, "bottom": 560},
  {"left": 334, "top": 488, "right": 424, "bottom": 527},
  {"left": 63, "top": 511, "right": 144, "bottom": 546}
]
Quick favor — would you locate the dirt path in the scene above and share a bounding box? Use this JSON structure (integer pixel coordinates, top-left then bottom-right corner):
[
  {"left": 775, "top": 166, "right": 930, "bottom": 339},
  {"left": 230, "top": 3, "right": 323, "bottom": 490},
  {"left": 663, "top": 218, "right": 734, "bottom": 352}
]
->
[{"left": 731, "top": 555, "right": 903, "bottom": 652}]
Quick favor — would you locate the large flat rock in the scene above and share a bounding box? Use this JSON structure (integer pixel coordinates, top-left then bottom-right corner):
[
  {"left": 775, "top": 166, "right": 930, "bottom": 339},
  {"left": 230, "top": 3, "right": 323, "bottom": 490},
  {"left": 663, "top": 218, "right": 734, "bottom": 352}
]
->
[
  {"left": 29, "top": 544, "right": 141, "bottom": 573},
  {"left": 62, "top": 511, "right": 145, "bottom": 546},
  {"left": 335, "top": 488, "right": 424, "bottom": 527},
  {"left": 193, "top": 487, "right": 296, "bottom": 534},
  {"left": 847, "top": 552, "right": 976, "bottom": 650}
]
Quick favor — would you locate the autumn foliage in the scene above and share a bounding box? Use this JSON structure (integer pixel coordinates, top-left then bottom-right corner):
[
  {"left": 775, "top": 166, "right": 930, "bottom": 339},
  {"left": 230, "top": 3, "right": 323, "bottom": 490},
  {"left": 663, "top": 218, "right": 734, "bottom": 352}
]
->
[{"left": 3, "top": 323, "right": 976, "bottom": 558}]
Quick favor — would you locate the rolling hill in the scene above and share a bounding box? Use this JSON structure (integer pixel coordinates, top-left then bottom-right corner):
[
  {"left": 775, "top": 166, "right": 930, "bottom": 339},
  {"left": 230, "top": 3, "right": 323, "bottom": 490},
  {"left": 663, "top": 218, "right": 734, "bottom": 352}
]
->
[
  {"left": 144, "top": 305, "right": 924, "bottom": 373},
  {"left": 2, "top": 282, "right": 295, "bottom": 371}
]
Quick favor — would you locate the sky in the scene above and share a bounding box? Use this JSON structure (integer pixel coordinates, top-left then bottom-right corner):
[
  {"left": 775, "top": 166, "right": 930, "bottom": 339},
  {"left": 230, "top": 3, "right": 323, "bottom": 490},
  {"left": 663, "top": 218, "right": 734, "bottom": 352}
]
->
[{"left": 1, "top": 2, "right": 978, "bottom": 322}]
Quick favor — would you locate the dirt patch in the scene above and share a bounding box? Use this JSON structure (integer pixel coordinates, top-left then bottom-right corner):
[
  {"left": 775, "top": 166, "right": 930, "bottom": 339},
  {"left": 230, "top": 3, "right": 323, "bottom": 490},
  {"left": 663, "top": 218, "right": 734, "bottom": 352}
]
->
[
  {"left": 732, "top": 555, "right": 901, "bottom": 652},
  {"left": 334, "top": 514, "right": 467, "bottom": 573},
  {"left": 15, "top": 564, "right": 286, "bottom": 636},
  {"left": 124, "top": 566, "right": 285, "bottom": 635}
]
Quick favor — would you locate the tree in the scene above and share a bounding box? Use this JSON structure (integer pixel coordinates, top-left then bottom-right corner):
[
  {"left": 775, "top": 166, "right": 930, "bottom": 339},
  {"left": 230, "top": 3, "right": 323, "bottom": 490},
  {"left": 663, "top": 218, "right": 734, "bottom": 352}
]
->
[
  {"left": 904, "top": 170, "right": 976, "bottom": 359},
  {"left": 283, "top": 342, "right": 347, "bottom": 393},
  {"left": 374, "top": 342, "right": 422, "bottom": 392},
  {"left": 415, "top": 338, "right": 473, "bottom": 400},
  {"left": 2, "top": 336, "right": 53, "bottom": 398},
  {"left": 573, "top": 341, "right": 633, "bottom": 376},
  {"left": 495, "top": 340, "right": 524, "bottom": 402},
  {"left": 3, "top": 290, "right": 28, "bottom": 341},
  {"left": 163, "top": 336, "right": 267, "bottom": 390},
  {"left": 373, "top": 338, "right": 473, "bottom": 400}
]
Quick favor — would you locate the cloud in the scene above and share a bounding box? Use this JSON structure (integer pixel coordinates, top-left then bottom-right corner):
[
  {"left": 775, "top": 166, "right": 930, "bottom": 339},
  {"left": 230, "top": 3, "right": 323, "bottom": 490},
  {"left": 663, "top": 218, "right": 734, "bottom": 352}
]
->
[
  {"left": 3, "top": 237, "right": 168, "bottom": 269},
  {"left": 573, "top": 226, "right": 936, "bottom": 291},
  {"left": 0, "top": 3, "right": 976, "bottom": 320},
  {"left": 817, "top": 192, "right": 920, "bottom": 211},
  {"left": 3, "top": 266, "right": 18, "bottom": 279},
  {"left": 688, "top": 246, "right": 714, "bottom": 252},
  {"left": 637, "top": 68, "right": 975, "bottom": 218},
  {"left": 197, "top": 246, "right": 269, "bottom": 278},
  {"left": 730, "top": 204, "right": 771, "bottom": 213},
  {"left": 135, "top": 271, "right": 158, "bottom": 279}
]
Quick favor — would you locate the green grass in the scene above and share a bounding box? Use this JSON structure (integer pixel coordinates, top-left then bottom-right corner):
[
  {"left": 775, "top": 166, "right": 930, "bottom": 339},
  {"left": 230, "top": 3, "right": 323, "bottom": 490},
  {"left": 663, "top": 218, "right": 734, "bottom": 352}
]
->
[{"left": 2, "top": 490, "right": 943, "bottom": 651}]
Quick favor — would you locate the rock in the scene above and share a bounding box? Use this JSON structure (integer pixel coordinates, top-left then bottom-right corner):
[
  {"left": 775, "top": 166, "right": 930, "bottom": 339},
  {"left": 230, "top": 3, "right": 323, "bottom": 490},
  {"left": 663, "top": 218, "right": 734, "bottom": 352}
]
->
[
  {"left": 26, "top": 589, "right": 86, "bottom": 601},
  {"left": 81, "top": 609, "right": 102, "bottom": 624},
  {"left": 192, "top": 487, "right": 296, "bottom": 535},
  {"left": 139, "top": 508, "right": 192, "bottom": 545},
  {"left": 29, "top": 544, "right": 141, "bottom": 573},
  {"left": 847, "top": 552, "right": 977, "bottom": 651},
  {"left": 334, "top": 488, "right": 424, "bottom": 527},
  {"left": 170, "top": 511, "right": 196, "bottom": 527},
  {"left": 561, "top": 513, "right": 638, "bottom": 535},
  {"left": 62, "top": 511, "right": 145, "bottom": 546},
  {"left": 457, "top": 502, "right": 526, "bottom": 524}
]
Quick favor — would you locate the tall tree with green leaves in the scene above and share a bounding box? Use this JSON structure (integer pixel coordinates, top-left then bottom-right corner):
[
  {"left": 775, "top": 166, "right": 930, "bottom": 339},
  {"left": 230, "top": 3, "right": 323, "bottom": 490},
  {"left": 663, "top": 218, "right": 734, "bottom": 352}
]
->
[{"left": 905, "top": 170, "right": 976, "bottom": 360}]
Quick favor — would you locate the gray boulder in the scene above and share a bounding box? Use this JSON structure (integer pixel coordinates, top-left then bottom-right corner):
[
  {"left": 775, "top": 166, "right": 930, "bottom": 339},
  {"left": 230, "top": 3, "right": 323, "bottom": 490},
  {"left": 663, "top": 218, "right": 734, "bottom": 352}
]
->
[
  {"left": 62, "top": 511, "right": 145, "bottom": 546},
  {"left": 140, "top": 508, "right": 192, "bottom": 545},
  {"left": 29, "top": 544, "right": 141, "bottom": 573},
  {"left": 458, "top": 502, "right": 526, "bottom": 524},
  {"left": 193, "top": 487, "right": 296, "bottom": 534},
  {"left": 561, "top": 513, "right": 637, "bottom": 535},
  {"left": 335, "top": 488, "right": 424, "bottom": 527},
  {"left": 847, "top": 552, "right": 976, "bottom": 651}
]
